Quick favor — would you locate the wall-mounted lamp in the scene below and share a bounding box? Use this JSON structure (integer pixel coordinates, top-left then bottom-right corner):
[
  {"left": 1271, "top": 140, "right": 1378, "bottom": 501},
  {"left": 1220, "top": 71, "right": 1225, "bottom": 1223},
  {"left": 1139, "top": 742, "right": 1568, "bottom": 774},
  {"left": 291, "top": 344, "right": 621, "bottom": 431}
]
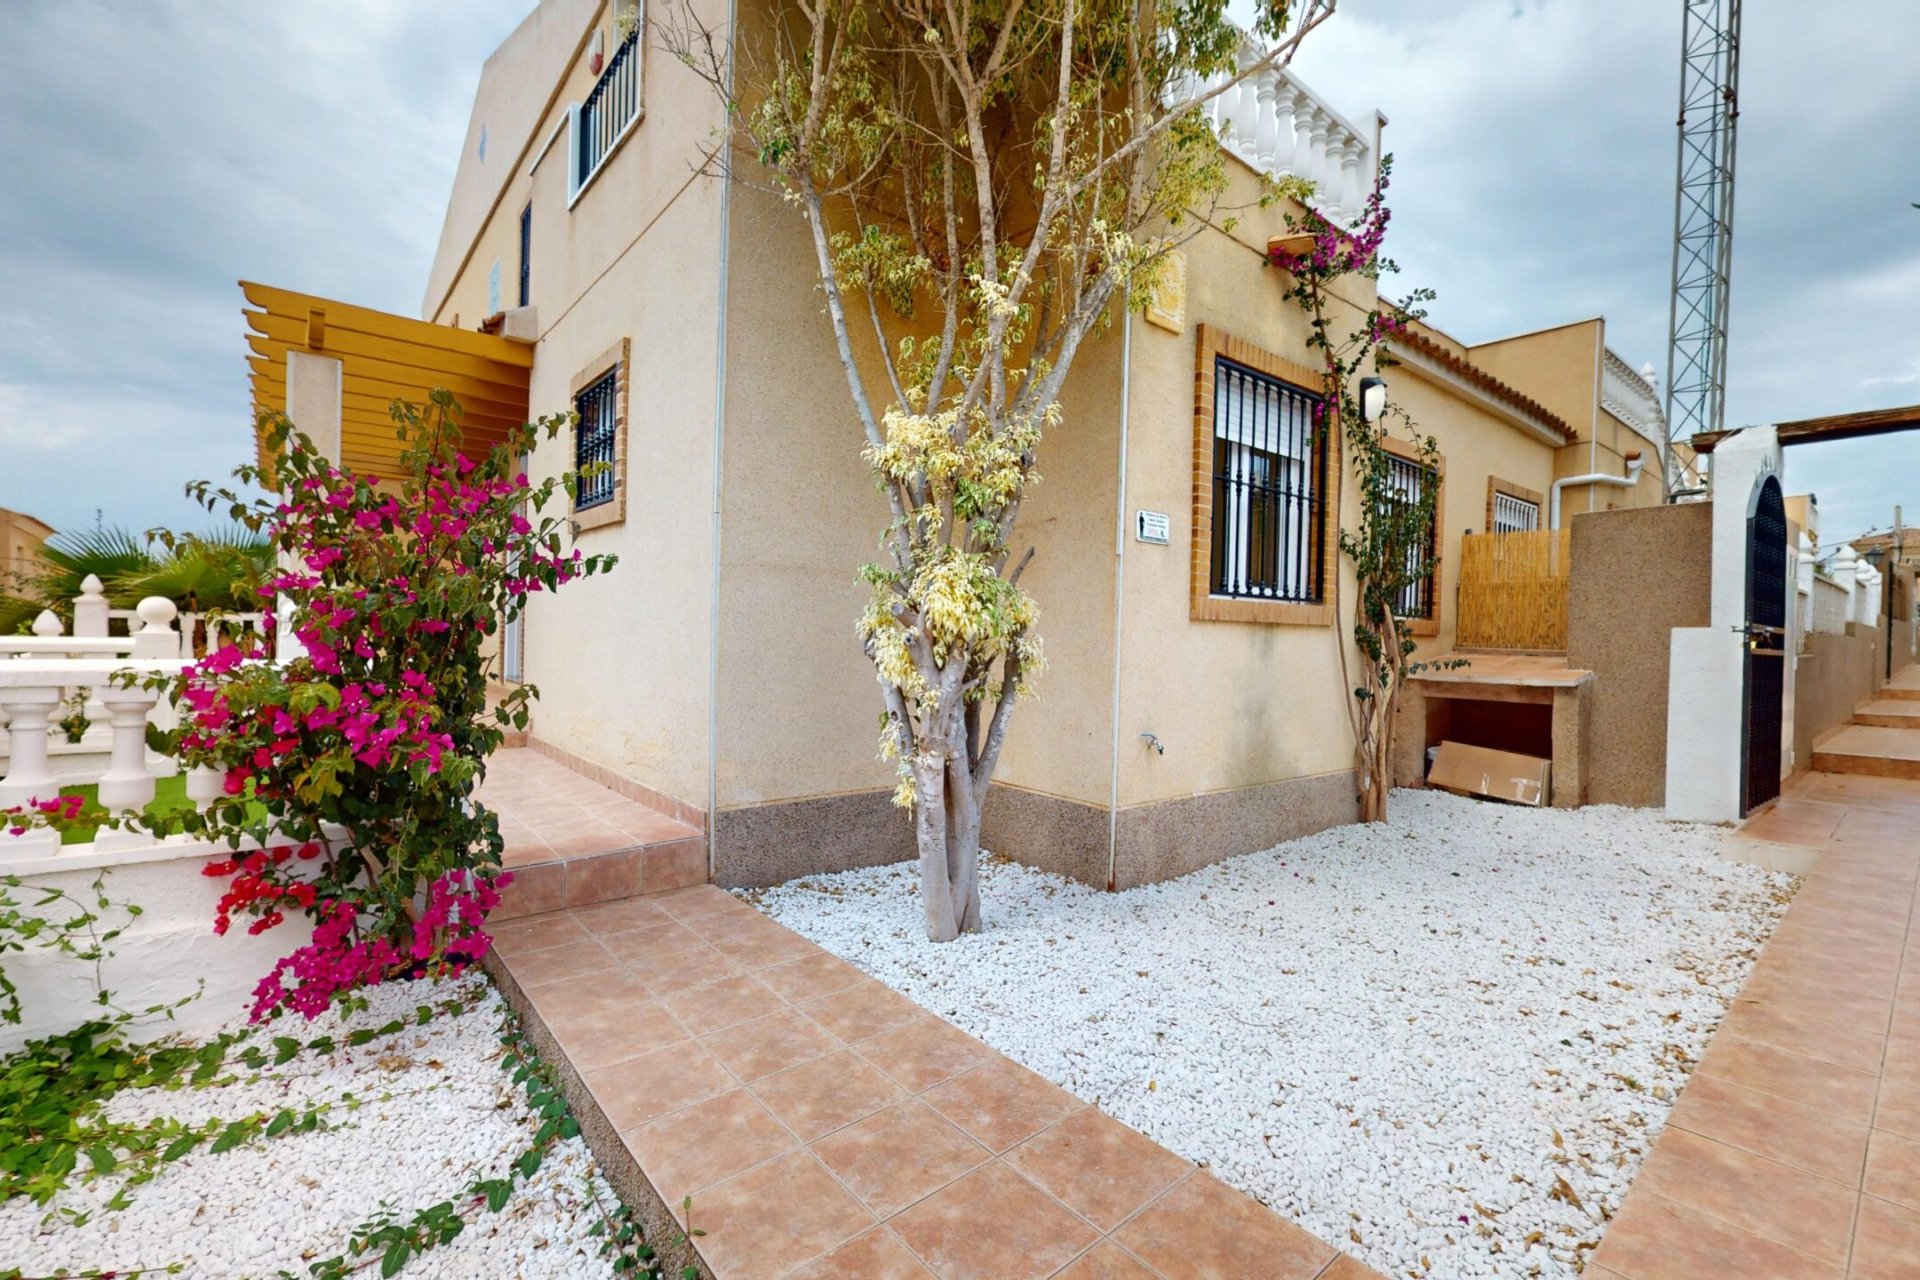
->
[{"left": 1358, "top": 376, "right": 1388, "bottom": 424}]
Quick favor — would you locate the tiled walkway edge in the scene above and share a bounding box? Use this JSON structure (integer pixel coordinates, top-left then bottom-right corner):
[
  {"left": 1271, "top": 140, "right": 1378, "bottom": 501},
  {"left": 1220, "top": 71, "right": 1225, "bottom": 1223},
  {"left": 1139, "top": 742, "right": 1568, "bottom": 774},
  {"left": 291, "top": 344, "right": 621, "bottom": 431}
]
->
[
  {"left": 487, "top": 942, "right": 716, "bottom": 1280},
  {"left": 486, "top": 886, "right": 1381, "bottom": 1280}
]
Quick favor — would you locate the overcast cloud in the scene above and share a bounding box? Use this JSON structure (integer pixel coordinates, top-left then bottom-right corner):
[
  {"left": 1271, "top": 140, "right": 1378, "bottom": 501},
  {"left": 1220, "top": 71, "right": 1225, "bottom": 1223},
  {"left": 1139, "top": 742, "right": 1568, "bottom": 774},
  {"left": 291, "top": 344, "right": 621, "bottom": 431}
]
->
[{"left": 1, "top": 0, "right": 1915, "bottom": 549}]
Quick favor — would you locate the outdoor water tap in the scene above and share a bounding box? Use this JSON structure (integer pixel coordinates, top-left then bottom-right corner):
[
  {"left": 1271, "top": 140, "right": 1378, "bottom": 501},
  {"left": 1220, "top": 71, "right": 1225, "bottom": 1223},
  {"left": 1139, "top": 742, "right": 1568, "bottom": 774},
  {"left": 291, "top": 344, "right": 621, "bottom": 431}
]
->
[{"left": 1139, "top": 732, "right": 1165, "bottom": 755}]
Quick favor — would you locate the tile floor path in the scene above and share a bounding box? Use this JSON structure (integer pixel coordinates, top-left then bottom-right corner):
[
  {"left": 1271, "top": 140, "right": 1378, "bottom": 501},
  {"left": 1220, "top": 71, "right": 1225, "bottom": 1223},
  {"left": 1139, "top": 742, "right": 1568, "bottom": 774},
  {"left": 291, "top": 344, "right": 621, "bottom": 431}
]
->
[
  {"left": 1590, "top": 770, "right": 1920, "bottom": 1280},
  {"left": 486, "top": 759, "right": 1920, "bottom": 1278},
  {"left": 490, "top": 886, "right": 1384, "bottom": 1280}
]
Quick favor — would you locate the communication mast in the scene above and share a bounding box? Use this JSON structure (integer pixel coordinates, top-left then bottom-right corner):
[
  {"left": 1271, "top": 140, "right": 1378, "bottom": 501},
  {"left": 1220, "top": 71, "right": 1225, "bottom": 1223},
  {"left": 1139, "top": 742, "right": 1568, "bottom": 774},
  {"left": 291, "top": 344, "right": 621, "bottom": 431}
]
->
[{"left": 1663, "top": 0, "right": 1742, "bottom": 491}]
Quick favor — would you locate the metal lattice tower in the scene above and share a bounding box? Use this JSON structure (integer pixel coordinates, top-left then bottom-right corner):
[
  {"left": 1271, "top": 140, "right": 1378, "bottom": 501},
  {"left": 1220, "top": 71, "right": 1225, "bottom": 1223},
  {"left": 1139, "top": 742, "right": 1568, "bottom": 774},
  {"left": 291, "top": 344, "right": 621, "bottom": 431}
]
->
[{"left": 1663, "top": 0, "right": 1742, "bottom": 490}]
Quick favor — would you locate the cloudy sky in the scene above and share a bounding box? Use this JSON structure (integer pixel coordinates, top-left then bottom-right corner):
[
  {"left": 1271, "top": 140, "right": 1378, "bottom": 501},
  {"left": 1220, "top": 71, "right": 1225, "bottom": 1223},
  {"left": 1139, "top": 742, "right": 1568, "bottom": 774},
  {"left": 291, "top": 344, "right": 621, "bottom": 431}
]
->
[{"left": 1, "top": 0, "right": 1915, "bottom": 550}]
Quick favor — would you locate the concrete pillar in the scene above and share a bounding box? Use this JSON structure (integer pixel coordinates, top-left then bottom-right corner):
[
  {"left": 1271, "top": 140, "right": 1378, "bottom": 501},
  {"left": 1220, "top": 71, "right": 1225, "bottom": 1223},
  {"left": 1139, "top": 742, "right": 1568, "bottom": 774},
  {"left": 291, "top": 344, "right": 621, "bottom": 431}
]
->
[
  {"left": 1665, "top": 425, "right": 1784, "bottom": 822},
  {"left": 285, "top": 349, "right": 344, "bottom": 464},
  {"left": 73, "top": 575, "right": 109, "bottom": 638}
]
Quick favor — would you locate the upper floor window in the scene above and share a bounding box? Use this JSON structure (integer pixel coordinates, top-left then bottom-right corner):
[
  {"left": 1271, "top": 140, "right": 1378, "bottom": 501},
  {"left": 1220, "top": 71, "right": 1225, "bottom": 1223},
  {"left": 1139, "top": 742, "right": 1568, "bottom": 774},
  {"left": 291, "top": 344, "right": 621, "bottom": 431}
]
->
[
  {"left": 1208, "top": 358, "right": 1327, "bottom": 604},
  {"left": 569, "top": 25, "right": 641, "bottom": 204},
  {"left": 517, "top": 203, "right": 532, "bottom": 308},
  {"left": 1384, "top": 453, "right": 1438, "bottom": 621}
]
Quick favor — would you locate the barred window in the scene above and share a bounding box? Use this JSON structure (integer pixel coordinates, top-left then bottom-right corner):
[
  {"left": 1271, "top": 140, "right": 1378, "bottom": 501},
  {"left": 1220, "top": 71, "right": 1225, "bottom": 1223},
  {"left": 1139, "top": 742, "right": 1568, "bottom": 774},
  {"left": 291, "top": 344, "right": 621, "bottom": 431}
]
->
[
  {"left": 574, "top": 370, "right": 619, "bottom": 511},
  {"left": 1493, "top": 490, "right": 1540, "bottom": 533},
  {"left": 1209, "top": 358, "right": 1326, "bottom": 603},
  {"left": 1385, "top": 454, "right": 1437, "bottom": 620}
]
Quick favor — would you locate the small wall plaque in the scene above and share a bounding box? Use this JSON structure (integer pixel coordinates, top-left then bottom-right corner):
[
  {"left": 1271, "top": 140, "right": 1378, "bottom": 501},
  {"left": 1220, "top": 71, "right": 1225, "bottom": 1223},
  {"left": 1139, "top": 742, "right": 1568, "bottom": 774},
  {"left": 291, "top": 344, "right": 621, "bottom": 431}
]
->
[
  {"left": 1135, "top": 510, "right": 1171, "bottom": 545},
  {"left": 1143, "top": 249, "right": 1187, "bottom": 334}
]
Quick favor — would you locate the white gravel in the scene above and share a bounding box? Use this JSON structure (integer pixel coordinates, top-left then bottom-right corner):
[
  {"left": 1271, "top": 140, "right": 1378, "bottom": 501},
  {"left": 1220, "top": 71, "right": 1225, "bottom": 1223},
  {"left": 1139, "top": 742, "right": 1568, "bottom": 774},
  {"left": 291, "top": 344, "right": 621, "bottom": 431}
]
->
[
  {"left": 747, "top": 789, "right": 1795, "bottom": 1280},
  {"left": 0, "top": 974, "right": 625, "bottom": 1280}
]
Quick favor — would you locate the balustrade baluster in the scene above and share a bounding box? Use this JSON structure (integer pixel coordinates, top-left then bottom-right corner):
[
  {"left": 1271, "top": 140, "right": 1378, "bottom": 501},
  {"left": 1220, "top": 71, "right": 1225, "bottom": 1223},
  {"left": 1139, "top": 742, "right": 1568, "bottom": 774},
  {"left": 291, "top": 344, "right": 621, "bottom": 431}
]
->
[
  {"left": 0, "top": 685, "right": 62, "bottom": 809},
  {"left": 95, "top": 687, "right": 158, "bottom": 812},
  {"left": 1254, "top": 71, "right": 1280, "bottom": 170},
  {"left": 1270, "top": 84, "right": 1300, "bottom": 177},
  {"left": 1305, "top": 107, "right": 1333, "bottom": 213},
  {"left": 1232, "top": 71, "right": 1262, "bottom": 163},
  {"left": 1339, "top": 137, "right": 1364, "bottom": 221},
  {"left": 1290, "top": 87, "right": 1317, "bottom": 187}
]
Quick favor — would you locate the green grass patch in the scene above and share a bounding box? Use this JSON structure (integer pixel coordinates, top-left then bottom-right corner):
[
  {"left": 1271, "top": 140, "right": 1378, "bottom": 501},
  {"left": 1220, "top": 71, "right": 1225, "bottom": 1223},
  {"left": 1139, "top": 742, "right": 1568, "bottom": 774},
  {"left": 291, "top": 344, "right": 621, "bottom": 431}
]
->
[{"left": 57, "top": 774, "right": 194, "bottom": 846}]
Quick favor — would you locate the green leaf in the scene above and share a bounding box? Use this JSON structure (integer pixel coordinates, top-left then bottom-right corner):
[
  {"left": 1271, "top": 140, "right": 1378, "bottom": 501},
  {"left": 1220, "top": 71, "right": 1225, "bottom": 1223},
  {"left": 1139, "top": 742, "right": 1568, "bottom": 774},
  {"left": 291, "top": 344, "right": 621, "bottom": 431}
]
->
[
  {"left": 266, "top": 1108, "right": 296, "bottom": 1137},
  {"left": 210, "top": 1121, "right": 249, "bottom": 1154},
  {"left": 86, "top": 1146, "right": 117, "bottom": 1174},
  {"left": 162, "top": 1135, "right": 197, "bottom": 1162},
  {"left": 379, "top": 1244, "right": 410, "bottom": 1278}
]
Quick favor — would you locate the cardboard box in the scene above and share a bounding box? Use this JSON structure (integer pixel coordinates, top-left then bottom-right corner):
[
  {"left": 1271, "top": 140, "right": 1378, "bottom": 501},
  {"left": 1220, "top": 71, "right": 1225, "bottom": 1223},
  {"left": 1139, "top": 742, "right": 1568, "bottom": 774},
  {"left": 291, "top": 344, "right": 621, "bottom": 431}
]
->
[{"left": 1427, "top": 741, "right": 1552, "bottom": 807}]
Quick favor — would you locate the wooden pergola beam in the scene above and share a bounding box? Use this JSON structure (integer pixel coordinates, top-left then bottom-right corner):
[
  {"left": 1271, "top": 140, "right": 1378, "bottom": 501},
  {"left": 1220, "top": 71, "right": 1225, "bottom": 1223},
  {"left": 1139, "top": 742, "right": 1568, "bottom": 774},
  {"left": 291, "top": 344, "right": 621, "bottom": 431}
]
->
[
  {"left": 241, "top": 280, "right": 537, "bottom": 482},
  {"left": 1692, "top": 404, "right": 1920, "bottom": 454}
]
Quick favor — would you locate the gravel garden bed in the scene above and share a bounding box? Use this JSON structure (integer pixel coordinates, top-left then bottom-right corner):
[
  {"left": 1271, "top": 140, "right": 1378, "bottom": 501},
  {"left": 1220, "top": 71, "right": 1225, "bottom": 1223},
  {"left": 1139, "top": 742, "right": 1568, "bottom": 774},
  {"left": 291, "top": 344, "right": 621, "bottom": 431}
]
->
[
  {"left": 1, "top": 974, "right": 637, "bottom": 1280},
  {"left": 747, "top": 789, "right": 1796, "bottom": 1280}
]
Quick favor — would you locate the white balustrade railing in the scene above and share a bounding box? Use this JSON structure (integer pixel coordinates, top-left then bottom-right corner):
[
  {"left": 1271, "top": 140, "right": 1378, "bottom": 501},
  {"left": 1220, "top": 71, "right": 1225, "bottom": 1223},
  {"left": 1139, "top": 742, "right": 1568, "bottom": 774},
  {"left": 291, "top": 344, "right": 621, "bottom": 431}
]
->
[
  {"left": 1601, "top": 350, "right": 1666, "bottom": 440},
  {"left": 0, "top": 656, "right": 198, "bottom": 854},
  {"left": 1185, "top": 55, "right": 1381, "bottom": 223},
  {"left": 1811, "top": 576, "right": 1849, "bottom": 635}
]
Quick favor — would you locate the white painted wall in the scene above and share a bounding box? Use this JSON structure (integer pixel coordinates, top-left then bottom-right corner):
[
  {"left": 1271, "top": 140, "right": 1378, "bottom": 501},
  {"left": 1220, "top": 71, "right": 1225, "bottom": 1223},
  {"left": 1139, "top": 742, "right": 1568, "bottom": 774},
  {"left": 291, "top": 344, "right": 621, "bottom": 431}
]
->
[
  {"left": 0, "top": 841, "right": 318, "bottom": 1055},
  {"left": 1665, "top": 426, "right": 1787, "bottom": 823}
]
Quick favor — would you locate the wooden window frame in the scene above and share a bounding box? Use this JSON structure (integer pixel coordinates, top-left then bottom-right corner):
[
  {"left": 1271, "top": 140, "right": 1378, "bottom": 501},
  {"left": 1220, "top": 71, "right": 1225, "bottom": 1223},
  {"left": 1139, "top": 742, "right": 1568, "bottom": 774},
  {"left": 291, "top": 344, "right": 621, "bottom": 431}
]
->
[
  {"left": 1190, "top": 324, "right": 1338, "bottom": 626},
  {"left": 1486, "top": 476, "right": 1544, "bottom": 535},
  {"left": 1380, "top": 435, "right": 1444, "bottom": 638},
  {"left": 569, "top": 338, "right": 629, "bottom": 532}
]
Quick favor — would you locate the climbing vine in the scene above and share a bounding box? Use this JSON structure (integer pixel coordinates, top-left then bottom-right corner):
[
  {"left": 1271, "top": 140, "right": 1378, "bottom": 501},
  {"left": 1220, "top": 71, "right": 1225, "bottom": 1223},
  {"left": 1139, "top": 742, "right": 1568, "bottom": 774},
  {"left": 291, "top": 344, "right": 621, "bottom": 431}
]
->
[{"left": 1271, "top": 158, "right": 1454, "bottom": 821}]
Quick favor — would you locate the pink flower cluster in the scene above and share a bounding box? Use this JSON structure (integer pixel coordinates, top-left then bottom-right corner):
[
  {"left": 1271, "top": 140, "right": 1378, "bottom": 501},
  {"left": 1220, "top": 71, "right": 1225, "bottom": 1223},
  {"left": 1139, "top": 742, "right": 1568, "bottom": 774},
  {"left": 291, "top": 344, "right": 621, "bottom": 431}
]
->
[
  {"left": 247, "top": 869, "right": 513, "bottom": 1022},
  {"left": 1269, "top": 169, "right": 1393, "bottom": 278},
  {"left": 4, "top": 793, "right": 86, "bottom": 836},
  {"left": 249, "top": 899, "right": 403, "bottom": 1022}
]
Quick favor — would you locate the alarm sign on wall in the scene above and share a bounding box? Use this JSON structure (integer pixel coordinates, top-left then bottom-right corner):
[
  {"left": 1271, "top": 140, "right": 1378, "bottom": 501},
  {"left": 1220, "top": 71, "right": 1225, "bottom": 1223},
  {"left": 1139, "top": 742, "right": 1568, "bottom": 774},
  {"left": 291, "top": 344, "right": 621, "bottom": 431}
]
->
[{"left": 1135, "top": 510, "right": 1171, "bottom": 545}]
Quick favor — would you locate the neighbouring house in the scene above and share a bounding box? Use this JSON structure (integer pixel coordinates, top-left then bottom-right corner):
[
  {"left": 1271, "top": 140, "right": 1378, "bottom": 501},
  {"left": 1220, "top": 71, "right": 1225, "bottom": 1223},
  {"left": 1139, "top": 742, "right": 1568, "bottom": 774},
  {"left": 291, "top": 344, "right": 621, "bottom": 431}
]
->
[
  {"left": 0, "top": 506, "right": 54, "bottom": 591},
  {"left": 246, "top": 0, "right": 1675, "bottom": 891}
]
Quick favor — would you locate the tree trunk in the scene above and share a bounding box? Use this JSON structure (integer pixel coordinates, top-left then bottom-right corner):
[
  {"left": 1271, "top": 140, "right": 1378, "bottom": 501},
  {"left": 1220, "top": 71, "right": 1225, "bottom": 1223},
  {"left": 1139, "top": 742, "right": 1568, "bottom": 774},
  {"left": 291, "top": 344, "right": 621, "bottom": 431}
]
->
[{"left": 913, "top": 750, "right": 983, "bottom": 942}]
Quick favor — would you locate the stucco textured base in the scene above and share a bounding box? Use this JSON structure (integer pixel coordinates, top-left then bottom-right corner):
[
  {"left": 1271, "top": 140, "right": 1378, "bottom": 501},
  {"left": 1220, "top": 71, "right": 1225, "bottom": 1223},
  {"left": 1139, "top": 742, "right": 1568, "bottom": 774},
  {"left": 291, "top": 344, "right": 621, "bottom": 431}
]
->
[
  {"left": 712, "top": 789, "right": 913, "bottom": 888},
  {"left": 716, "top": 773, "right": 1361, "bottom": 894},
  {"left": 1567, "top": 503, "right": 1713, "bottom": 806},
  {"left": 1113, "top": 771, "right": 1358, "bottom": 890},
  {"left": 981, "top": 783, "right": 1110, "bottom": 886}
]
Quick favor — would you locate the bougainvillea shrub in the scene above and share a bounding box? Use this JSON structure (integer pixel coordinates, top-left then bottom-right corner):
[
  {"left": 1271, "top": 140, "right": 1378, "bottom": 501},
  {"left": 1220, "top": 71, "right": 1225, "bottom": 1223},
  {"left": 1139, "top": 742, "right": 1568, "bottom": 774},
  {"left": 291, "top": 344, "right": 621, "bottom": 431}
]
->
[{"left": 75, "top": 394, "right": 610, "bottom": 1019}]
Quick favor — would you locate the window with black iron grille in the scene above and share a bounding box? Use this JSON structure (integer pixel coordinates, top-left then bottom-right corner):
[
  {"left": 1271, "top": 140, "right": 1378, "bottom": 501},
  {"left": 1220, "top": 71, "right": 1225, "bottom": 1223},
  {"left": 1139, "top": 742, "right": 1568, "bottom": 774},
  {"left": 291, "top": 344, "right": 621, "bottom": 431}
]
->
[
  {"left": 1385, "top": 453, "right": 1437, "bottom": 620},
  {"left": 1209, "top": 358, "right": 1326, "bottom": 603},
  {"left": 1492, "top": 490, "right": 1539, "bottom": 533},
  {"left": 573, "top": 370, "right": 619, "bottom": 510},
  {"left": 574, "top": 27, "right": 640, "bottom": 194},
  {"left": 517, "top": 204, "right": 531, "bottom": 308}
]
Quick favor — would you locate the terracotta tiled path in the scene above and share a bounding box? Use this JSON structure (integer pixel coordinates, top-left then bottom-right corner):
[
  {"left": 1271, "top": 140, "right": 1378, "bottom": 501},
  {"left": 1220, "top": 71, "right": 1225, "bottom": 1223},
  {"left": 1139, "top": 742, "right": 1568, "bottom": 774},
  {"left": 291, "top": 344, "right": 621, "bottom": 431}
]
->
[
  {"left": 476, "top": 748, "right": 705, "bottom": 918},
  {"left": 490, "top": 886, "right": 1384, "bottom": 1280},
  {"left": 1590, "top": 769, "right": 1920, "bottom": 1280}
]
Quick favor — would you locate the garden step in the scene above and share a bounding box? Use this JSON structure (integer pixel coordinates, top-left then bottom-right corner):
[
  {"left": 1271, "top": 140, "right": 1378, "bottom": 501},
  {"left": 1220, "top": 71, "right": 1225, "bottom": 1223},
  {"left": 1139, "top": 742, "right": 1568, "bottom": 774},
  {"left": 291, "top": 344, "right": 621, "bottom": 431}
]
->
[
  {"left": 1880, "top": 664, "right": 1920, "bottom": 701},
  {"left": 478, "top": 748, "right": 707, "bottom": 920},
  {"left": 1810, "top": 724, "right": 1920, "bottom": 781},
  {"left": 1854, "top": 697, "right": 1920, "bottom": 728}
]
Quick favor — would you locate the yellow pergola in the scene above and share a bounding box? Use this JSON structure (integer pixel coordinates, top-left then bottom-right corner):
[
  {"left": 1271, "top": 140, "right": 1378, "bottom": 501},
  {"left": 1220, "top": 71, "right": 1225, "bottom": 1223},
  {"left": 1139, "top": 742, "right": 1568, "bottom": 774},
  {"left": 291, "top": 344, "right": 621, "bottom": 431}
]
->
[{"left": 242, "top": 281, "right": 534, "bottom": 480}]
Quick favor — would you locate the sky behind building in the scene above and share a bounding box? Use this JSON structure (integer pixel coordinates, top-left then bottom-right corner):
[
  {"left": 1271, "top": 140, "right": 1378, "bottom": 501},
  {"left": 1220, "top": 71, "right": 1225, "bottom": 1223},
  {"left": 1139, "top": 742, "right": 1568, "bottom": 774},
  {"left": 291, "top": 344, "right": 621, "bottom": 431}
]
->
[{"left": 2, "top": 0, "right": 1914, "bottom": 550}]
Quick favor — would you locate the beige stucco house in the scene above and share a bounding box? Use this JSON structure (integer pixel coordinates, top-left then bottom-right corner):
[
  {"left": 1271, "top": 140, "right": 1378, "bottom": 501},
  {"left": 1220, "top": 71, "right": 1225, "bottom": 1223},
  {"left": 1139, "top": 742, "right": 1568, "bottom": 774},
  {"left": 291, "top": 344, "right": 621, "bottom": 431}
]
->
[
  {"left": 404, "top": 0, "right": 1668, "bottom": 890},
  {"left": 0, "top": 508, "right": 54, "bottom": 591}
]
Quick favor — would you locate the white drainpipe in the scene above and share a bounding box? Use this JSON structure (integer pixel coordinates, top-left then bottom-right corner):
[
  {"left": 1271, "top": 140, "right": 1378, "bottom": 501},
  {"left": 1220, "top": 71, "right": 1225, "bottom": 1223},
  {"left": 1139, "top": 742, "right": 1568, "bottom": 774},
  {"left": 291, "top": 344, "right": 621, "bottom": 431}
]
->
[{"left": 1551, "top": 452, "right": 1646, "bottom": 529}]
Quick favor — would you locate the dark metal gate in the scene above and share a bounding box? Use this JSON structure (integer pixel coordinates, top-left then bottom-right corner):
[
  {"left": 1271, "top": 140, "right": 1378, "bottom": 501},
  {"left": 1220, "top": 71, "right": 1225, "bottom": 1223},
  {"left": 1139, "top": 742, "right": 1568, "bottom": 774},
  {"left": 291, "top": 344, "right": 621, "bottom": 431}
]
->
[{"left": 1740, "top": 474, "right": 1788, "bottom": 814}]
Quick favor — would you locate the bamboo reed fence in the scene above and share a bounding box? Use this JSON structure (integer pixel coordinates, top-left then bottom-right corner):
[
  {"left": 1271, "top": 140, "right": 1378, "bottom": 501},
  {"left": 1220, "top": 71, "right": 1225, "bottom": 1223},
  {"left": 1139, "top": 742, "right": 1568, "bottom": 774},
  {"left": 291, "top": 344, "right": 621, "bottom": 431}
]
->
[{"left": 1456, "top": 528, "right": 1572, "bottom": 650}]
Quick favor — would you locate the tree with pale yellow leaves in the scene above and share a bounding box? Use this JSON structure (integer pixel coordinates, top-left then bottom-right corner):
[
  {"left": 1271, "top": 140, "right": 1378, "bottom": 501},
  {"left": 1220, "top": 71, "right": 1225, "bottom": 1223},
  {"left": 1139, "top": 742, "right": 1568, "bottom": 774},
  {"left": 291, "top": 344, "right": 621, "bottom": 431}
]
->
[{"left": 667, "top": 0, "right": 1337, "bottom": 939}]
